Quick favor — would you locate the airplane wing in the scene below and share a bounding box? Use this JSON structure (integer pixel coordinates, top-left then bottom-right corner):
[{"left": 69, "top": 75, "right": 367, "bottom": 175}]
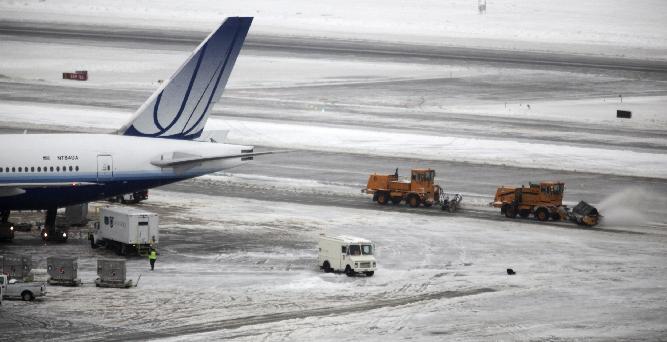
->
[
  {"left": 0, "top": 182, "right": 98, "bottom": 197},
  {"left": 151, "top": 150, "right": 288, "bottom": 167}
]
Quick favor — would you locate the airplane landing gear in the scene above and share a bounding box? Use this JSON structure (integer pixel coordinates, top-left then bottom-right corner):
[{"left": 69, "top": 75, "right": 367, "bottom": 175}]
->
[{"left": 42, "top": 208, "right": 68, "bottom": 242}]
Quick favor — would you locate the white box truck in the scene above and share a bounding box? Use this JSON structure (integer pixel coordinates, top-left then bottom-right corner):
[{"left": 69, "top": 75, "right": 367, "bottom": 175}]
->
[
  {"left": 90, "top": 207, "right": 159, "bottom": 256},
  {"left": 318, "top": 235, "right": 376, "bottom": 276}
]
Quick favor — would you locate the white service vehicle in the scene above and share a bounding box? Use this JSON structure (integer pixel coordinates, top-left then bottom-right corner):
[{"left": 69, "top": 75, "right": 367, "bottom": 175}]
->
[
  {"left": 318, "top": 235, "right": 376, "bottom": 276},
  {"left": 90, "top": 206, "right": 159, "bottom": 256},
  {"left": 0, "top": 274, "right": 47, "bottom": 301}
]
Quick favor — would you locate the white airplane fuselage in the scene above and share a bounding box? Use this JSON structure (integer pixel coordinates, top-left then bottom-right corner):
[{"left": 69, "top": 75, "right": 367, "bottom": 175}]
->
[{"left": 0, "top": 134, "right": 251, "bottom": 210}]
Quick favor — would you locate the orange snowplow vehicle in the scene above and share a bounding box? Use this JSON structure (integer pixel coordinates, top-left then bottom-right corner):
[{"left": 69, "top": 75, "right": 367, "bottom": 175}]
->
[
  {"left": 362, "top": 168, "right": 462, "bottom": 211},
  {"left": 491, "top": 181, "right": 599, "bottom": 226}
]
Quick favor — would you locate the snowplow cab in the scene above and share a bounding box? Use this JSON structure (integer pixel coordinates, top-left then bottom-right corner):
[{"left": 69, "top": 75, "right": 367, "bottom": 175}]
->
[{"left": 410, "top": 169, "right": 436, "bottom": 192}]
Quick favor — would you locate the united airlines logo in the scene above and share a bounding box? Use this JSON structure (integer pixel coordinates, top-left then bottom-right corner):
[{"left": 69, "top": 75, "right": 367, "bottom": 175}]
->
[{"left": 122, "top": 18, "right": 249, "bottom": 140}]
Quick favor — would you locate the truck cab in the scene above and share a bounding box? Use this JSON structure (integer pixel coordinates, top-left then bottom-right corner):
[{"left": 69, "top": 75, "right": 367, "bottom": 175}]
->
[
  {"left": 318, "top": 235, "right": 376, "bottom": 276},
  {"left": 410, "top": 169, "right": 435, "bottom": 192}
]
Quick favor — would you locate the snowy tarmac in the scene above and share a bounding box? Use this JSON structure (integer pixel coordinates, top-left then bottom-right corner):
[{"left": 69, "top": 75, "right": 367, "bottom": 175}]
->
[{"left": 1, "top": 2, "right": 667, "bottom": 340}]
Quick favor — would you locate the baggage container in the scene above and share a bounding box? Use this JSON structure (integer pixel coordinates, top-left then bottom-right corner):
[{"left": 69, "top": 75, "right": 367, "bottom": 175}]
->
[
  {"left": 2, "top": 254, "right": 32, "bottom": 280},
  {"left": 95, "top": 258, "right": 132, "bottom": 288},
  {"left": 47, "top": 256, "right": 81, "bottom": 286}
]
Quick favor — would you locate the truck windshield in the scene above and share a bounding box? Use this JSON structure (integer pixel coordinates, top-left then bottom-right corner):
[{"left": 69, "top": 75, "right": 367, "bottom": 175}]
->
[
  {"left": 348, "top": 245, "right": 361, "bottom": 255},
  {"left": 361, "top": 244, "right": 373, "bottom": 255}
]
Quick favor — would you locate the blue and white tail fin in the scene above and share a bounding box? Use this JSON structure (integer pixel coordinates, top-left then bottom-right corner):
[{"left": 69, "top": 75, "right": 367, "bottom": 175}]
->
[{"left": 119, "top": 17, "right": 252, "bottom": 140}]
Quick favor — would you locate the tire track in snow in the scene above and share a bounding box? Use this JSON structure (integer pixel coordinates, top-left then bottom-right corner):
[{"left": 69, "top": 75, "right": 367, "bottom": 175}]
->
[{"left": 81, "top": 287, "right": 496, "bottom": 341}]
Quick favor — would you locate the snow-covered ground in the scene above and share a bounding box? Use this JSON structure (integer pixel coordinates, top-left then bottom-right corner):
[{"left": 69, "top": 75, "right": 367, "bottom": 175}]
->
[
  {"left": 1, "top": 100, "right": 665, "bottom": 179},
  {"left": 2, "top": 190, "right": 666, "bottom": 340},
  {"left": 2, "top": 0, "right": 667, "bottom": 60}
]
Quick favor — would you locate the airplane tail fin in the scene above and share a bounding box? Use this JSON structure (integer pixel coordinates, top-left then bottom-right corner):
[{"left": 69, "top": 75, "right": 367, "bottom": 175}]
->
[{"left": 119, "top": 17, "right": 252, "bottom": 140}]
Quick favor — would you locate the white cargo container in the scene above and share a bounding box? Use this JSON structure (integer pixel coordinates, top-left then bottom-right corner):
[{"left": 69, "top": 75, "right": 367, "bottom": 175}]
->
[
  {"left": 318, "top": 235, "right": 376, "bottom": 276},
  {"left": 90, "top": 207, "right": 159, "bottom": 256}
]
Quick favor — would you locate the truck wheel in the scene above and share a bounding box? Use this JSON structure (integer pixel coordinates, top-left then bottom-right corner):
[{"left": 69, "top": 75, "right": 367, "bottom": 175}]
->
[
  {"left": 535, "top": 208, "right": 549, "bottom": 221},
  {"left": 323, "top": 261, "right": 332, "bottom": 273},
  {"left": 377, "top": 192, "right": 389, "bottom": 205},
  {"left": 505, "top": 205, "right": 517, "bottom": 218},
  {"left": 21, "top": 291, "right": 34, "bottom": 301},
  {"left": 519, "top": 209, "right": 530, "bottom": 218},
  {"left": 391, "top": 197, "right": 402, "bottom": 205},
  {"left": 345, "top": 265, "right": 354, "bottom": 277},
  {"left": 407, "top": 195, "right": 420, "bottom": 208},
  {"left": 364, "top": 271, "right": 375, "bottom": 277}
]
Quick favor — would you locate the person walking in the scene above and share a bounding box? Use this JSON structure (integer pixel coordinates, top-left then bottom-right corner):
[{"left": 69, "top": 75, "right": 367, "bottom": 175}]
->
[{"left": 149, "top": 249, "right": 158, "bottom": 271}]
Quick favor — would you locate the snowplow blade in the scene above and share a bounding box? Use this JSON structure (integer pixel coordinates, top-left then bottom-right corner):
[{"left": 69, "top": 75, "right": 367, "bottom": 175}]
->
[
  {"left": 440, "top": 194, "right": 463, "bottom": 213},
  {"left": 570, "top": 201, "right": 600, "bottom": 226}
]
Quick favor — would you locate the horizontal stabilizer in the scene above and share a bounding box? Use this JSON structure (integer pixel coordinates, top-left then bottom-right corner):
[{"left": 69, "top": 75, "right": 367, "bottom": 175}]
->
[{"left": 151, "top": 150, "right": 289, "bottom": 167}]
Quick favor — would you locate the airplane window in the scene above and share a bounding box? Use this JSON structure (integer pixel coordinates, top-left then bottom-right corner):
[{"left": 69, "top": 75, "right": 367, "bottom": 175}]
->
[
  {"left": 50, "top": 166, "right": 54, "bottom": 172},
  {"left": 62, "top": 166, "right": 66, "bottom": 172},
  {"left": 18, "top": 167, "right": 22, "bottom": 172},
  {"left": 25, "top": 167, "right": 29, "bottom": 172},
  {"left": 44, "top": 166, "right": 47, "bottom": 172},
  {"left": 69, "top": 166, "right": 73, "bottom": 172},
  {"left": 12, "top": 167, "right": 15, "bottom": 172},
  {"left": 0, "top": 168, "right": 3, "bottom": 173},
  {"left": 56, "top": 166, "right": 60, "bottom": 172},
  {"left": 37, "top": 167, "right": 41, "bottom": 172},
  {"left": 31, "top": 167, "right": 35, "bottom": 172},
  {"left": 75, "top": 166, "right": 79, "bottom": 171}
]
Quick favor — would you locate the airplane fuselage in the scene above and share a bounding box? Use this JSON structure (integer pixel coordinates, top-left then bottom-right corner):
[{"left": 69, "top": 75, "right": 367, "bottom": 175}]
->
[{"left": 0, "top": 134, "right": 251, "bottom": 210}]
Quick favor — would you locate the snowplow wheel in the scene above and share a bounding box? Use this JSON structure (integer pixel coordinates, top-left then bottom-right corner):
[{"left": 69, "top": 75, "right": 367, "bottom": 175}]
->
[
  {"left": 535, "top": 208, "right": 549, "bottom": 221},
  {"left": 377, "top": 192, "right": 389, "bottom": 205},
  {"left": 505, "top": 205, "right": 517, "bottom": 218},
  {"left": 407, "top": 195, "right": 420, "bottom": 208}
]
